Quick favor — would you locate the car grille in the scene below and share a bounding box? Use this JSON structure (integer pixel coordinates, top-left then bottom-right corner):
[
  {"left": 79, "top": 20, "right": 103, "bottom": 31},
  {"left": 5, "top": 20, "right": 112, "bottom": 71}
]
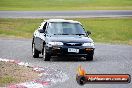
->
[{"left": 64, "top": 43, "right": 82, "bottom": 46}]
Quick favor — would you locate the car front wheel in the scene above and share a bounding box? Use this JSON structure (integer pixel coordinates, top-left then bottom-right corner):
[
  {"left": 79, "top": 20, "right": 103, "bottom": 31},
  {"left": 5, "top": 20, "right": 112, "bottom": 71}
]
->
[
  {"left": 32, "top": 43, "right": 39, "bottom": 58},
  {"left": 43, "top": 46, "right": 51, "bottom": 61}
]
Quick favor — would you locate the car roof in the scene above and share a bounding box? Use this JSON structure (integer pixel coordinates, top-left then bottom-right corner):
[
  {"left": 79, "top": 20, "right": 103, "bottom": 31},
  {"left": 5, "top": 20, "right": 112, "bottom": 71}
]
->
[{"left": 44, "top": 19, "right": 81, "bottom": 24}]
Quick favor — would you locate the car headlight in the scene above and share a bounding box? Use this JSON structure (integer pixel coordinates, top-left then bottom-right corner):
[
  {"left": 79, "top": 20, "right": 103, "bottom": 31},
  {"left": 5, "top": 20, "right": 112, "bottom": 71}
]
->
[
  {"left": 48, "top": 42, "right": 63, "bottom": 46},
  {"left": 82, "top": 42, "right": 94, "bottom": 46}
]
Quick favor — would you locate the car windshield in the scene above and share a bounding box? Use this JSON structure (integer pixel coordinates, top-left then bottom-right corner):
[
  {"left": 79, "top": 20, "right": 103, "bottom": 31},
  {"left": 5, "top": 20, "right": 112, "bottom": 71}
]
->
[{"left": 47, "top": 22, "right": 86, "bottom": 35}]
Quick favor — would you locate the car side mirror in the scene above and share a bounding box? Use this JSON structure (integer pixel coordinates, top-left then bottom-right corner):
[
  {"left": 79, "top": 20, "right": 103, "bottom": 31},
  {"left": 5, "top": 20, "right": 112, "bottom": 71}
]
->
[
  {"left": 39, "top": 29, "right": 45, "bottom": 33},
  {"left": 86, "top": 31, "right": 91, "bottom": 35}
]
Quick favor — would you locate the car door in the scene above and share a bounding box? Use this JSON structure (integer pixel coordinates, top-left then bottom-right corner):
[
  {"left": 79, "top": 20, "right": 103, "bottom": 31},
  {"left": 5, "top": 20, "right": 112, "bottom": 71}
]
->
[{"left": 34, "top": 22, "right": 47, "bottom": 52}]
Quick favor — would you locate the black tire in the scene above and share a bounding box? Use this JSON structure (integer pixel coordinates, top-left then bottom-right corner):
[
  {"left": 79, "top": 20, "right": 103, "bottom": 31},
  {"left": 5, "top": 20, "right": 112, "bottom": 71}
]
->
[
  {"left": 86, "top": 54, "right": 93, "bottom": 61},
  {"left": 32, "top": 43, "right": 39, "bottom": 58},
  {"left": 43, "top": 46, "right": 51, "bottom": 61}
]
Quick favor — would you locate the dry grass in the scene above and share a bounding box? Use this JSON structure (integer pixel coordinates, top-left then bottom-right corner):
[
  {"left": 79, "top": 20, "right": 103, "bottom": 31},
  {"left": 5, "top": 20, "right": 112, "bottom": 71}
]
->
[{"left": 0, "top": 61, "right": 39, "bottom": 87}]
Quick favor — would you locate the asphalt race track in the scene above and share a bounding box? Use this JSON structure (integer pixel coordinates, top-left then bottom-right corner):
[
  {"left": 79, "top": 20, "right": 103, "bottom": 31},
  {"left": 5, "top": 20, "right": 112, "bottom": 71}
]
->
[
  {"left": 0, "top": 10, "right": 132, "bottom": 18},
  {"left": 0, "top": 38, "right": 132, "bottom": 88}
]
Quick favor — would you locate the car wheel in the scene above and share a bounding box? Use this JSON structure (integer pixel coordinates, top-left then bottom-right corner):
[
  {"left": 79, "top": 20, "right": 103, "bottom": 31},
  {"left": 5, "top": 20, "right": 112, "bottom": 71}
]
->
[
  {"left": 86, "top": 54, "right": 93, "bottom": 61},
  {"left": 32, "top": 43, "right": 39, "bottom": 58},
  {"left": 43, "top": 46, "right": 51, "bottom": 61}
]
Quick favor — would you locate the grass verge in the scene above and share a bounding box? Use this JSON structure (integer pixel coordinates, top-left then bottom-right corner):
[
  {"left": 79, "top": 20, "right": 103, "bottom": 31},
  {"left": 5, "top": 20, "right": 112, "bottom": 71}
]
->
[
  {"left": 0, "top": 18, "right": 132, "bottom": 45},
  {"left": 0, "top": 61, "right": 39, "bottom": 87},
  {"left": 0, "top": 0, "right": 132, "bottom": 10}
]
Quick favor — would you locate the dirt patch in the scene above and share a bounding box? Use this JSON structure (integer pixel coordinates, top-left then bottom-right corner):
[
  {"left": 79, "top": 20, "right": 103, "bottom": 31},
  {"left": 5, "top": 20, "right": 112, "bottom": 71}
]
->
[
  {"left": 0, "top": 61, "right": 39, "bottom": 87},
  {"left": 128, "top": 40, "right": 132, "bottom": 45}
]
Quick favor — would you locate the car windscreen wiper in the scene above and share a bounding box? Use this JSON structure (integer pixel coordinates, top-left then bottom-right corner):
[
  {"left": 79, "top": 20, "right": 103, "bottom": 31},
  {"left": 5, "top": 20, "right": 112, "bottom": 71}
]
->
[
  {"left": 74, "top": 34, "right": 85, "bottom": 35},
  {"left": 54, "top": 34, "right": 69, "bottom": 35},
  {"left": 54, "top": 34, "right": 85, "bottom": 35}
]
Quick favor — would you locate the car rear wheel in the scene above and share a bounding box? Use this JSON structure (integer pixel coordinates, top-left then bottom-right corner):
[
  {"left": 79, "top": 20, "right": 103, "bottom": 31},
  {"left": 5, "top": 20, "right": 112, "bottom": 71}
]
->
[
  {"left": 32, "top": 43, "right": 39, "bottom": 58},
  {"left": 86, "top": 54, "right": 93, "bottom": 61},
  {"left": 43, "top": 46, "right": 51, "bottom": 61}
]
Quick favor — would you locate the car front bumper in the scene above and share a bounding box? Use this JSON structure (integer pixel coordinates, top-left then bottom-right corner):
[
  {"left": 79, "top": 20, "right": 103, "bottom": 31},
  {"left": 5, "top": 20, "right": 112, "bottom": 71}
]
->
[{"left": 46, "top": 45, "right": 94, "bottom": 57}]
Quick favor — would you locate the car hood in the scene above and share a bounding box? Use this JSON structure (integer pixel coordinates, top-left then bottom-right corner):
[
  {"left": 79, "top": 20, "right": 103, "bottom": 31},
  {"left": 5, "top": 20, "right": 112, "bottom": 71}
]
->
[{"left": 47, "top": 35, "right": 93, "bottom": 43}]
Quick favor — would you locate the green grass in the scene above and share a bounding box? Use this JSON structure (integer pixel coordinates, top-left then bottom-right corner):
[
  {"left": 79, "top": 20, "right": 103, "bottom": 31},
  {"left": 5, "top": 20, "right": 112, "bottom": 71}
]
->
[
  {"left": 0, "top": 76, "right": 16, "bottom": 86},
  {"left": 0, "top": 18, "right": 42, "bottom": 38},
  {"left": 76, "top": 18, "right": 132, "bottom": 45},
  {"left": 0, "top": 18, "right": 132, "bottom": 45},
  {"left": 0, "top": 0, "right": 132, "bottom": 10}
]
